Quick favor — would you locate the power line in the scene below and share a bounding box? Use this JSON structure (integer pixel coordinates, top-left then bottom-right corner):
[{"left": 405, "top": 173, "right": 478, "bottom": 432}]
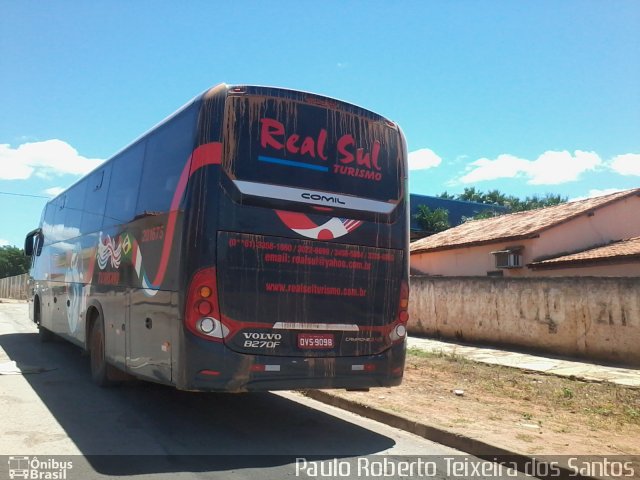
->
[{"left": 0, "top": 191, "right": 49, "bottom": 199}]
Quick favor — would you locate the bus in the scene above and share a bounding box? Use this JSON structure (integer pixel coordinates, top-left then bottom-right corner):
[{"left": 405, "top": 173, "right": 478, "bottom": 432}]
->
[{"left": 24, "top": 84, "right": 409, "bottom": 392}]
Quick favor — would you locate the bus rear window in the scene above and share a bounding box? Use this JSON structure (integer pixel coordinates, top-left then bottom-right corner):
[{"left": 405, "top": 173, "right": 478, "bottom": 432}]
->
[{"left": 223, "top": 95, "right": 403, "bottom": 210}]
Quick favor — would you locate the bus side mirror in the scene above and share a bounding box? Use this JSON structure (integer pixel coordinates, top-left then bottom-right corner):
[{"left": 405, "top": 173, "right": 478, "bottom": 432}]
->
[{"left": 24, "top": 228, "right": 43, "bottom": 257}]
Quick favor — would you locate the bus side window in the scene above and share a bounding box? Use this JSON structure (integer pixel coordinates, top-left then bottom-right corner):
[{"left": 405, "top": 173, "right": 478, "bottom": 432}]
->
[
  {"left": 136, "top": 105, "right": 198, "bottom": 216},
  {"left": 104, "top": 142, "right": 145, "bottom": 228},
  {"left": 62, "top": 181, "right": 87, "bottom": 241},
  {"left": 41, "top": 202, "right": 57, "bottom": 245},
  {"left": 43, "top": 195, "right": 68, "bottom": 244},
  {"left": 82, "top": 165, "right": 112, "bottom": 233}
]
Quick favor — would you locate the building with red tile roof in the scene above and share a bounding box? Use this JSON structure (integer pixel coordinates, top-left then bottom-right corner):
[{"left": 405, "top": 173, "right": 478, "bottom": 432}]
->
[
  {"left": 529, "top": 236, "right": 640, "bottom": 271},
  {"left": 410, "top": 188, "right": 640, "bottom": 277}
]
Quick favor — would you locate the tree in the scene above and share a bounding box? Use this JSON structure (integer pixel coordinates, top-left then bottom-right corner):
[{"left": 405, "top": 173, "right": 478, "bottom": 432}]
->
[
  {"left": 457, "top": 187, "right": 485, "bottom": 203},
  {"left": 515, "top": 193, "right": 567, "bottom": 211},
  {"left": 483, "top": 189, "right": 509, "bottom": 206},
  {"left": 414, "top": 205, "right": 451, "bottom": 233},
  {"left": 0, "top": 246, "right": 30, "bottom": 278},
  {"left": 469, "top": 209, "right": 502, "bottom": 220},
  {"left": 436, "top": 189, "right": 568, "bottom": 217},
  {"left": 436, "top": 191, "right": 456, "bottom": 200}
]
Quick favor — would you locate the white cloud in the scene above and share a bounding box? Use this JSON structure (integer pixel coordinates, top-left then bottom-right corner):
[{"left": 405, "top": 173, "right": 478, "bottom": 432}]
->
[
  {"left": 408, "top": 148, "right": 442, "bottom": 170},
  {"left": 43, "top": 186, "right": 66, "bottom": 197},
  {"left": 460, "top": 154, "right": 530, "bottom": 183},
  {"left": 610, "top": 153, "right": 640, "bottom": 176},
  {"left": 0, "top": 140, "right": 104, "bottom": 180},
  {"left": 460, "top": 150, "right": 602, "bottom": 185},
  {"left": 528, "top": 150, "right": 601, "bottom": 185},
  {"left": 0, "top": 157, "right": 33, "bottom": 180},
  {"left": 570, "top": 188, "right": 625, "bottom": 202},
  {"left": 0, "top": 239, "right": 10, "bottom": 247}
]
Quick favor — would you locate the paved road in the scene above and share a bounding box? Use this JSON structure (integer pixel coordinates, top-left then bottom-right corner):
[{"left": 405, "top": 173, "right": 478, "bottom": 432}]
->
[{"left": 0, "top": 302, "right": 529, "bottom": 479}]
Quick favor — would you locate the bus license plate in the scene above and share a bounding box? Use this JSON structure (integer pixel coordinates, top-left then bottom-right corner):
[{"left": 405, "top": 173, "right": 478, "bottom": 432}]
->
[{"left": 298, "top": 333, "right": 334, "bottom": 349}]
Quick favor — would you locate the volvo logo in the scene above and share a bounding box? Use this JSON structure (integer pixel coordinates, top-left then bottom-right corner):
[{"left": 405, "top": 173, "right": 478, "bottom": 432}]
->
[{"left": 301, "top": 192, "right": 346, "bottom": 205}]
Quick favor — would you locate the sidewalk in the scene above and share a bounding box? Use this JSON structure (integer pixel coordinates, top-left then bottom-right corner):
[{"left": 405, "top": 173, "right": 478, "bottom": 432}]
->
[{"left": 407, "top": 336, "right": 640, "bottom": 388}]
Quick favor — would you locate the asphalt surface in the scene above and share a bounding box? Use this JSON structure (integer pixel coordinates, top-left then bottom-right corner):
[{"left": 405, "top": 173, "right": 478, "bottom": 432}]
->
[{"left": 0, "top": 302, "right": 532, "bottom": 480}]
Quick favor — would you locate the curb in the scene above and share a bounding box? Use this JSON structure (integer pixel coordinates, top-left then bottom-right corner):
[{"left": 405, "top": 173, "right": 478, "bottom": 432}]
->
[{"left": 304, "top": 390, "right": 600, "bottom": 480}]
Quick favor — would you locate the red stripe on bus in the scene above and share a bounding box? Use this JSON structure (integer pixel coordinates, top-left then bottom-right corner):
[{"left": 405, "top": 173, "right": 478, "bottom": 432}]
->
[
  {"left": 189, "top": 142, "right": 223, "bottom": 176},
  {"left": 152, "top": 142, "right": 223, "bottom": 289}
]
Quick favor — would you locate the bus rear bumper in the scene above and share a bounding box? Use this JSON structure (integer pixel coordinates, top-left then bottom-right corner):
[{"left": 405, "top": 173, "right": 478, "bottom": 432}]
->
[
  {"left": 176, "top": 338, "right": 406, "bottom": 392},
  {"left": 184, "top": 372, "right": 403, "bottom": 392}
]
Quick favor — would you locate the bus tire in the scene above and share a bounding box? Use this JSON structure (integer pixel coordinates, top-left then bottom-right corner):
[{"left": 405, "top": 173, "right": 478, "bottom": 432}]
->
[
  {"left": 89, "top": 314, "right": 117, "bottom": 387},
  {"left": 34, "top": 298, "right": 54, "bottom": 343}
]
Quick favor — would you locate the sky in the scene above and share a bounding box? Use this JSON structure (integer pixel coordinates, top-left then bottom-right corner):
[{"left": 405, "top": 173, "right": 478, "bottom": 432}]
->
[{"left": 1, "top": 1, "right": 639, "bottom": 248}]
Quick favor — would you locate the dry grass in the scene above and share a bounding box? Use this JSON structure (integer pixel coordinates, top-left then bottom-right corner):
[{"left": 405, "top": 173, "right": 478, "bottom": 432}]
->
[
  {"left": 325, "top": 347, "right": 640, "bottom": 455},
  {"left": 406, "top": 347, "right": 640, "bottom": 429}
]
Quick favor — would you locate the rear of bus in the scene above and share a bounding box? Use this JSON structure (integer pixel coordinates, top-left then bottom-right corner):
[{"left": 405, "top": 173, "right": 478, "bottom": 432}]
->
[{"left": 181, "top": 85, "right": 408, "bottom": 391}]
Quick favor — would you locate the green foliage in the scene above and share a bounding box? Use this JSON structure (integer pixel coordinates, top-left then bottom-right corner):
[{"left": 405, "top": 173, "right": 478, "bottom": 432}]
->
[
  {"left": 0, "top": 246, "right": 30, "bottom": 278},
  {"left": 413, "top": 205, "right": 450, "bottom": 233},
  {"left": 469, "top": 209, "right": 501, "bottom": 220},
  {"left": 436, "top": 188, "right": 569, "bottom": 220},
  {"left": 456, "top": 187, "right": 491, "bottom": 203},
  {"left": 436, "top": 191, "right": 456, "bottom": 200},
  {"left": 561, "top": 387, "right": 574, "bottom": 400},
  {"left": 511, "top": 193, "right": 567, "bottom": 212},
  {"left": 422, "top": 189, "right": 569, "bottom": 231}
]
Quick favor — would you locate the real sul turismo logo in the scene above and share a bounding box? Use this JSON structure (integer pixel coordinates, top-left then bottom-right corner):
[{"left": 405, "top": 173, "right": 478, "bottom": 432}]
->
[
  {"left": 7, "top": 456, "right": 73, "bottom": 479},
  {"left": 260, "top": 117, "right": 384, "bottom": 182}
]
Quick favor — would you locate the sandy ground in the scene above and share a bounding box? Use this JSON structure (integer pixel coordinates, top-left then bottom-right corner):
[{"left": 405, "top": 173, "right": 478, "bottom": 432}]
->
[{"left": 322, "top": 350, "right": 640, "bottom": 457}]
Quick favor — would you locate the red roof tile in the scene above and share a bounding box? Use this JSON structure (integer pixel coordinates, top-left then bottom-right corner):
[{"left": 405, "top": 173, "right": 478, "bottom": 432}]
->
[
  {"left": 410, "top": 188, "right": 640, "bottom": 254},
  {"left": 529, "top": 237, "right": 640, "bottom": 268}
]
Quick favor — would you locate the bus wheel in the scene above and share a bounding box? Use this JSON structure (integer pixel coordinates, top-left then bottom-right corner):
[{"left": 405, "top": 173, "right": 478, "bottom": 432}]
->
[
  {"left": 89, "top": 314, "right": 116, "bottom": 387},
  {"left": 35, "top": 299, "right": 54, "bottom": 343}
]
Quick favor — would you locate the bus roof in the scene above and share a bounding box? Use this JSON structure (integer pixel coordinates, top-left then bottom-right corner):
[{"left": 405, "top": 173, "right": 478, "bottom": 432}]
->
[
  {"left": 45, "top": 83, "right": 398, "bottom": 206},
  {"left": 206, "top": 84, "right": 397, "bottom": 126}
]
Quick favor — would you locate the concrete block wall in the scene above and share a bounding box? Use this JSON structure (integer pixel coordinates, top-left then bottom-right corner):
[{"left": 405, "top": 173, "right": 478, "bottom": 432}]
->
[
  {"left": 408, "top": 276, "right": 640, "bottom": 366},
  {"left": 0, "top": 274, "right": 29, "bottom": 300}
]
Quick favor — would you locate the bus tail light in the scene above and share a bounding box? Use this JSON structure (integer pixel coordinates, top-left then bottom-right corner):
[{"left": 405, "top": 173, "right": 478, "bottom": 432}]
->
[
  {"left": 399, "top": 281, "right": 409, "bottom": 310},
  {"left": 185, "top": 267, "right": 227, "bottom": 341},
  {"left": 390, "top": 280, "right": 409, "bottom": 343}
]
